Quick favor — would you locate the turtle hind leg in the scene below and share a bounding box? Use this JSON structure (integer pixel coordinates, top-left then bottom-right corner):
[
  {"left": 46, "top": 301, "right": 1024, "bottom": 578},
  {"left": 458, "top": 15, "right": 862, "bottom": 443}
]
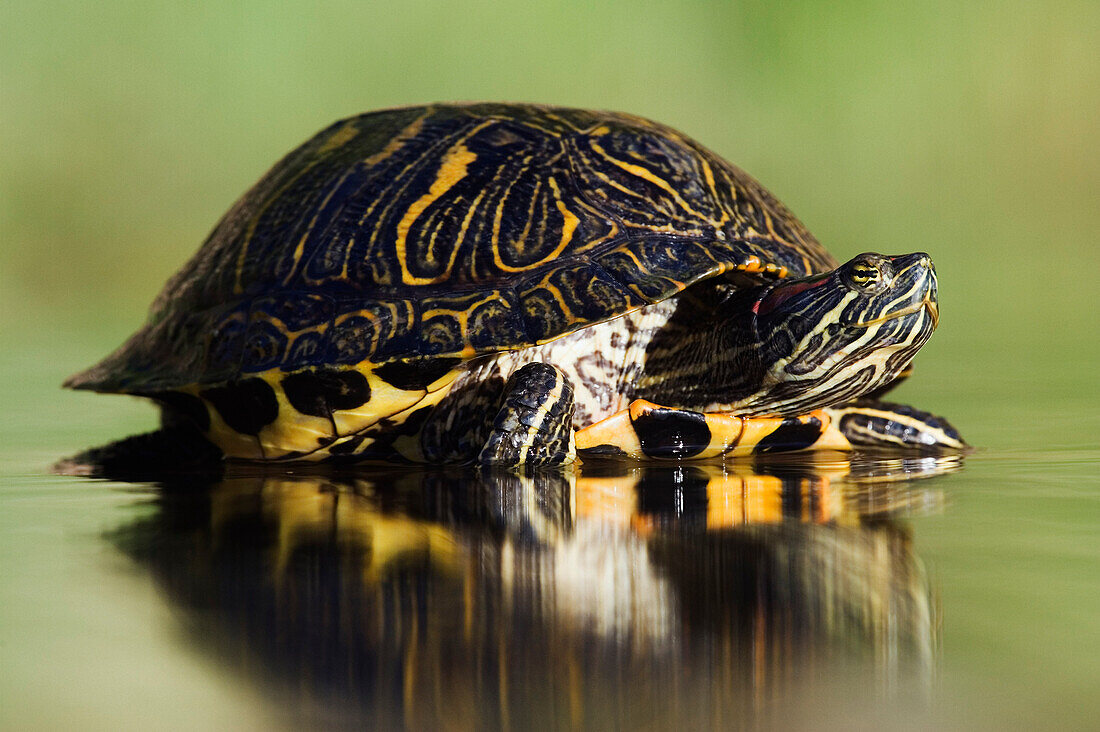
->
[
  {"left": 54, "top": 425, "right": 225, "bottom": 481},
  {"left": 824, "top": 399, "right": 967, "bottom": 450},
  {"left": 478, "top": 363, "right": 576, "bottom": 467}
]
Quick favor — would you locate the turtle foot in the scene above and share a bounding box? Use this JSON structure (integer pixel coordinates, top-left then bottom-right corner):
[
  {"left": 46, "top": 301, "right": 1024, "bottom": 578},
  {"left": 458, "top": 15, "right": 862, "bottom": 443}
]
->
[
  {"left": 823, "top": 400, "right": 967, "bottom": 451},
  {"left": 54, "top": 426, "right": 225, "bottom": 481},
  {"left": 478, "top": 363, "right": 576, "bottom": 467}
]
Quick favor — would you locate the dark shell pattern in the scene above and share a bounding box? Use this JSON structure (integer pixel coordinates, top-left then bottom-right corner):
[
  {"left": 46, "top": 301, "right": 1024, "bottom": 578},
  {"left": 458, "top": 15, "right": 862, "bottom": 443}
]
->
[{"left": 67, "top": 103, "right": 836, "bottom": 394}]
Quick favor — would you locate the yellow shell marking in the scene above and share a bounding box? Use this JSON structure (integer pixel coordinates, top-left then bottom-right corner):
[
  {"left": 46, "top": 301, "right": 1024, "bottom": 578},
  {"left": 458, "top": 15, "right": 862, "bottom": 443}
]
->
[
  {"left": 362, "top": 114, "right": 426, "bottom": 168},
  {"left": 316, "top": 120, "right": 360, "bottom": 155},
  {"left": 195, "top": 359, "right": 467, "bottom": 461},
  {"left": 394, "top": 121, "right": 495, "bottom": 285},
  {"left": 698, "top": 158, "right": 730, "bottom": 226},
  {"left": 231, "top": 116, "right": 381, "bottom": 294},
  {"left": 394, "top": 142, "right": 477, "bottom": 284},
  {"left": 420, "top": 291, "right": 506, "bottom": 338},
  {"left": 233, "top": 158, "right": 324, "bottom": 293},
  {"left": 283, "top": 167, "right": 358, "bottom": 285},
  {"left": 330, "top": 365, "right": 459, "bottom": 438},
  {"left": 588, "top": 139, "right": 711, "bottom": 223},
  {"left": 491, "top": 176, "right": 578, "bottom": 273},
  {"left": 258, "top": 372, "right": 338, "bottom": 457}
]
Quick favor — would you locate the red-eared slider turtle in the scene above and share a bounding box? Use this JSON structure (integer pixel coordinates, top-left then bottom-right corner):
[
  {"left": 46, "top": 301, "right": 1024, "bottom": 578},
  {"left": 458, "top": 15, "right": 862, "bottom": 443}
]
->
[{"left": 66, "top": 104, "right": 965, "bottom": 466}]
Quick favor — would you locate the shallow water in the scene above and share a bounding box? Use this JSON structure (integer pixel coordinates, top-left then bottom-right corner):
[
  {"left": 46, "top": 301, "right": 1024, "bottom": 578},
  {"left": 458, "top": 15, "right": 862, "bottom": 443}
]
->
[{"left": 2, "top": 333, "right": 1098, "bottom": 731}]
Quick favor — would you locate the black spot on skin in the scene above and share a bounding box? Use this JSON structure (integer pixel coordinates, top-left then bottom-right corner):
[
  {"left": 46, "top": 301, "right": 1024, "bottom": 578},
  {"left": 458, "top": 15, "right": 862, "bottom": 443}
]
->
[
  {"left": 754, "top": 416, "right": 824, "bottom": 453},
  {"left": 633, "top": 408, "right": 711, "bottom": 459},
  {"left": 373, "top": 358, "right": 463, "bottom": 391},
  {"left": 328, "top": 434, "right": 366, "bottom": 455},
  {"left": 150, "top": 391, "right": 210, "bottom": 432},
  {"left": 281, "top": 369, "right": 371, "bottom": 418},
  {"left": 199, "top": 378, "right": 280, "bottom": 436},
  {"left": 578, "top": 444, "right": 628, "bottom": 457}
]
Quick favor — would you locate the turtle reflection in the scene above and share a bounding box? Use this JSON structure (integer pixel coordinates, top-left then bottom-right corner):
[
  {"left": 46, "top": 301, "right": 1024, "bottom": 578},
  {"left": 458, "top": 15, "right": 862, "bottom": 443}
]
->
[{"left": 106, "top": 455, "right": 959, "bottom": 728}]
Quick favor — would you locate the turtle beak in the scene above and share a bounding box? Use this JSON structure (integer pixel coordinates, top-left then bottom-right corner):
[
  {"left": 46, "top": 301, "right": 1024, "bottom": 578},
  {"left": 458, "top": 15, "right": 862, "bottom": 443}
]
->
[
  {"left": 924, "top": 298, "right": 939, "bottom": 330},
  {"left": 918, "top": 256, "right": 940, "bottom": 330},
  {"left": 910, "top": 254, "right": 939, "bottom": 331}
]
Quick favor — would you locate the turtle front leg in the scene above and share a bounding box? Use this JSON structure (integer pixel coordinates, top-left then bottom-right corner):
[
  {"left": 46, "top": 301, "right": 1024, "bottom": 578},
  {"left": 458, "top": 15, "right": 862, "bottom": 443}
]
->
[
  {"left": 478, "top": 363, "right": 576, "bottom": 467},
  {"left": 576, "top": 401, "right": 847, "bottom": 460},
  {"left": 822, "top": 400, "right": 967, "bottom": 450},
  {"left": 575, "top": 399, "right": 966, "bottom": 461}
]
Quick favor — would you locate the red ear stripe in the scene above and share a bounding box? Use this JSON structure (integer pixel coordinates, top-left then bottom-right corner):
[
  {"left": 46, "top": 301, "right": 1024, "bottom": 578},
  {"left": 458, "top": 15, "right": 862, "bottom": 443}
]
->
[{"left": 753, "top": 277, "right": 830, "bottom": 317}]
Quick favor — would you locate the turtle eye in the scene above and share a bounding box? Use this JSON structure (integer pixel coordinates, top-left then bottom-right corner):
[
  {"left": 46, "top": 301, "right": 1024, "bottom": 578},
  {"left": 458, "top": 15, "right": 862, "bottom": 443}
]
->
[{"left": 844, "top": 261, "right": 882, "bottom": 290}]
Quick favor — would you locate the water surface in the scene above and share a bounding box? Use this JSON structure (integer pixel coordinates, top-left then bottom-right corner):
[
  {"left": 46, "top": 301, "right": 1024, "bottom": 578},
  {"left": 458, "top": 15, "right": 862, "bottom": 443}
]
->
[{"left": 1, "top": 334, "right": 1098, "bottom": 730}]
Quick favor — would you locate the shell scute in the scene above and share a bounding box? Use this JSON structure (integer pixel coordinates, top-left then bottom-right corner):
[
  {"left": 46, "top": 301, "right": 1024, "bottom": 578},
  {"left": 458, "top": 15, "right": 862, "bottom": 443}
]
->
[
  {"left": 284, "top": 331, "right": 329, "bottom": 369},
  {"left": 419, "top": 290, "right": 527, "bottom": 355},
  {"left": 565, "top": 127, "right": 726, "bottom": 234},
  {"left": 594, "top": 237, "right": 727, "bottom": 301},
  {"left": 239, "top": 293, "right": 337, "bottom": 373},
  {"left": 517, "top": 261, "right": 648, "bottom": 343},
  {"left": 204, "top": 302, "right": 250, "bottom": 384},
  {"left": 467, "top": 291, "right": 529, "bottom": 350},
  {"left": 322, "top": 297, "right": 419, "bottom": 365},
  {"left": 240, "top": 318, "right": 288, "bottom": 373},
  {"left": 69, "top": 103, "right": 836, "bottom": 395},
  {"left": 327, "top": 311, "right": 385, "bottom": 365}
]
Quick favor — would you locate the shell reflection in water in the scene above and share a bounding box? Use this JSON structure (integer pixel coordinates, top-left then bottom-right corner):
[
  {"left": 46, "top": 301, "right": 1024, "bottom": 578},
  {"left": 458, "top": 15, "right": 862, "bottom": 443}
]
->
[{"left": 105, "top": 454, "right": 961, "bottom": 728}]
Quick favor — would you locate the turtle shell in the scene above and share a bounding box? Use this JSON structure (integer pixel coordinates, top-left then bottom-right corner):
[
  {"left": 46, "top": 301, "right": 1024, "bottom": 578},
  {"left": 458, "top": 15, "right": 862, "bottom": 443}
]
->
[{"left": 67, "top": 103, "right": 837, "bottom": 394}]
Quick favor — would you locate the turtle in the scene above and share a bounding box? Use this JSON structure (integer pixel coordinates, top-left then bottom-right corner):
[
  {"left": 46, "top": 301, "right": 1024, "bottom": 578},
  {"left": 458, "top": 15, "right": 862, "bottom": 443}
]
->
[{"left": 66, "top": 103, "right": 965, "bottom": 467}]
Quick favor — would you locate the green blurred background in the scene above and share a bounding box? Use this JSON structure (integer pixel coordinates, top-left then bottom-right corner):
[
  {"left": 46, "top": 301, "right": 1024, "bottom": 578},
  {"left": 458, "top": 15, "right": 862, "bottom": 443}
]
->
[
  {"left": 2, "top": 2, "right": 1099, "bottom": 729},
  {"left": 4, "top": 1, "right": 1098, "bottom": 425},
  {"left": 3, "top": 0, "right": 1098, "bottom": 453}
]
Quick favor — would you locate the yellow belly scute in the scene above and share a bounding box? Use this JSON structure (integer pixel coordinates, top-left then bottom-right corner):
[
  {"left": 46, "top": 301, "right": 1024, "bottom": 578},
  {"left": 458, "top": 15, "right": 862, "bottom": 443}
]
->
[
  {"left": 198, "top": 362, "right": 464, "bottom": 461},
  {"left": 324, "top": 387, "right": 455, "bottom": 462},
  {"left": 257, "top": 382, "right": 338, "bottom": 457},
  {"left": 203, "top": 396, "right": 267, "bottom": 460},
  {"left": 330, "top": 374, "right": 438, "bottom": 436}
]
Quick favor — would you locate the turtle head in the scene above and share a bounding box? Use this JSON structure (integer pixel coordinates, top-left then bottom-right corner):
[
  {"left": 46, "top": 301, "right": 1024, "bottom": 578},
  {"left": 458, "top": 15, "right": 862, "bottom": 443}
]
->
[{"left": 739, "top": 252, "right": 939, "bottom": 415}]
